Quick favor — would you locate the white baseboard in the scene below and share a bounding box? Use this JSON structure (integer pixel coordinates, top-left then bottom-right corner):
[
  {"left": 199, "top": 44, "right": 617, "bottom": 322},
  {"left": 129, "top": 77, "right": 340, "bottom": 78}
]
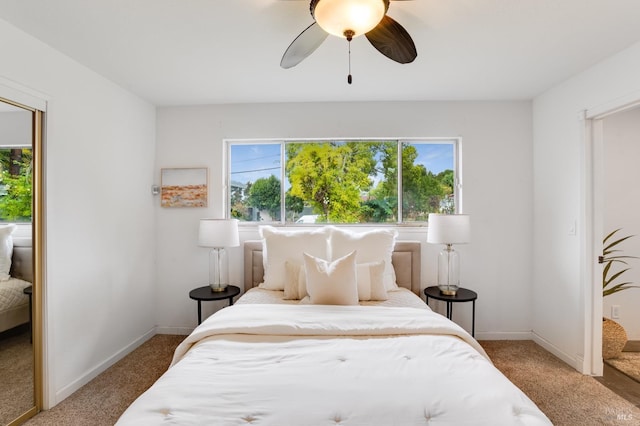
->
[
  {"left": 532, "top": 331, "right": 582, "bottom": 372},
  {"left": 54, "top": 327, "right": 156, "bottom": 405},
  {"left": 475, "top": 331, "right": 534, "bottom": 340},
  {"left": 156, "top": 326, "right": 193, "bottom": 335}
]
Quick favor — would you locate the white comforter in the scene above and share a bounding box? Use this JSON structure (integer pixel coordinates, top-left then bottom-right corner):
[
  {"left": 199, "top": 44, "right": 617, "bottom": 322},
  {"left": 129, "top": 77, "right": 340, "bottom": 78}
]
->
[{"left": 117, "top": 304, "right": 551, "bottom": 425}]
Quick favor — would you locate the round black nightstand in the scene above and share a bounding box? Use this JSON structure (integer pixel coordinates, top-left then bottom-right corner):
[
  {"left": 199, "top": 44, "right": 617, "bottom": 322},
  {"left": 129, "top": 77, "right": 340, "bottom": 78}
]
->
[
  {"left": 424, "top": 286, "right": 477, "bottom": 337},
  {"left": 189, "top": 285, "right": 241, "bottom": 325}
]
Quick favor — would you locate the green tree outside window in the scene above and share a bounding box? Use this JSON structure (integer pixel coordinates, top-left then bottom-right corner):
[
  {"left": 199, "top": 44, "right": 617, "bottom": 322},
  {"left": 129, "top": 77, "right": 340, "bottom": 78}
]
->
[{"left": 0, "top": 148, "right": 32, "bottom": 222}]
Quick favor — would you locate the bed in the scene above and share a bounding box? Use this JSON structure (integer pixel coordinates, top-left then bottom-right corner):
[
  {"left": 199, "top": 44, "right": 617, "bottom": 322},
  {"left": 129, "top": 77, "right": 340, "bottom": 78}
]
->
[
  {"left": 117, "top": 226, "right": 551, "bottom": 425},
  {"left": 0, "top": 237, "right": 33, "bottom": 334}
]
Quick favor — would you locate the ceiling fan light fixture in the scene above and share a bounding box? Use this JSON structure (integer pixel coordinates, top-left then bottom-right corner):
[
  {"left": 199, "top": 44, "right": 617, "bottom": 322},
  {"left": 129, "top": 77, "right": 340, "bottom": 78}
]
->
[{"left": 312, "top": 0, "right": 386, "bottom": 39}]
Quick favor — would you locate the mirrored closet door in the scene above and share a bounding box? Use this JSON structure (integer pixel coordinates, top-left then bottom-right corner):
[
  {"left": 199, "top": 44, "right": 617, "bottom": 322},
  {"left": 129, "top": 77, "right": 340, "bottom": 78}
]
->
[{"left": 0, "top": 97, "right": 43, "bottom": 426}]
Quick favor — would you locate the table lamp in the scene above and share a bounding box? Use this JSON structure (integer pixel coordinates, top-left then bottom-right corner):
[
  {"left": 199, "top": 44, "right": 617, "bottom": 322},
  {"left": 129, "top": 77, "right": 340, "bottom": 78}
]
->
[
  {"left": 198, "top": 218, "right": 239, "bottom": 292},
  {"left": 427, "top": 213, "right": 470, "bottom": 296}
]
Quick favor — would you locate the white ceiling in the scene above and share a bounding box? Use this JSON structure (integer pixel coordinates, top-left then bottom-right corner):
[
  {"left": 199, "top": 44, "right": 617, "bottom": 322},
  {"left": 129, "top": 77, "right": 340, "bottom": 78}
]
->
[{"left": 1, "top": 0, "right": 640, "bottom": 106}]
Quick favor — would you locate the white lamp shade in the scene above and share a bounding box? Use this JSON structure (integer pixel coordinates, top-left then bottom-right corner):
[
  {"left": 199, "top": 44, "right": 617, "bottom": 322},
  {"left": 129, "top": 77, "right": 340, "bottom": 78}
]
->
[
  {"left": 427, "top": 214, "right": 471, "bottom": 244},
  {"left": 198, "top": 219, "right": 239, "bottom": 248},
  {"left": 313, "top": 0, "right": 386, "bottom": 38}
]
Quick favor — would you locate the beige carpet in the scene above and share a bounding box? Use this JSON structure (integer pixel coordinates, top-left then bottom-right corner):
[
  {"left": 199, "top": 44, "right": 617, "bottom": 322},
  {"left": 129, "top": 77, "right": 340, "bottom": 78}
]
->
[
  {"left": 605, "top": 352, "right": 640, "bottom": 383},
  {"left": 25, "top": 334, "right": 184, "bottom": 426},
  {"left": 481, "top": 341, "right": 640, "bottom": 425},
  {"left": 0, "top": 328, "right": 34, "bottom": 425},
  {"left": 20, "top": 337, "right": 640, "bottom": 426}
]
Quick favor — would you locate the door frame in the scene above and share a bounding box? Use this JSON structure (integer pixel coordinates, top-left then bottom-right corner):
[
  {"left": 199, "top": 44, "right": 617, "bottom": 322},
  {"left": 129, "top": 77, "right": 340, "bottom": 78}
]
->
[
  {"left": 0, "top": 79, "right": 47, "bottom": 424},
  {"left": 582, "top": 93, "right": 640, "bottom": 376}
]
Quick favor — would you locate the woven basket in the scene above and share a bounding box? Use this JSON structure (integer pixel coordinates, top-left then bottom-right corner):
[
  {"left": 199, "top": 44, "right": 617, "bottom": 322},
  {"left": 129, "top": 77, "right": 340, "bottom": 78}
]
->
[{"left": 602, "top": 318, "right": 627, "bottom": 360}]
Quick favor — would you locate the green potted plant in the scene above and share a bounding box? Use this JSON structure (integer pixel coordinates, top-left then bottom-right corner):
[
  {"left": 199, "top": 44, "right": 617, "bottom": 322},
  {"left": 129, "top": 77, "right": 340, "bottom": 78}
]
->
[{"left": 602, "top": 228, "right": 639, "bottom": 359}]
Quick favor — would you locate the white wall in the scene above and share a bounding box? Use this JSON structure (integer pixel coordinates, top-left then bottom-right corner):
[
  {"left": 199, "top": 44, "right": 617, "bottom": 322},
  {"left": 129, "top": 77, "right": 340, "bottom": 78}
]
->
[
  {"left": 603, "top": 106, "right": 640, "bottom": 339},
  {"left": 155, "top": 101, "right": 534, "bottom": 339},
  {"left": 0, "top": 18, "right": 157, "bottom": 406},
  {"left": 0, "top": 110, "right": 31, "bottom": 146},
  {"left": 533, "top": 40, "right": 640, "bottom": 371}
]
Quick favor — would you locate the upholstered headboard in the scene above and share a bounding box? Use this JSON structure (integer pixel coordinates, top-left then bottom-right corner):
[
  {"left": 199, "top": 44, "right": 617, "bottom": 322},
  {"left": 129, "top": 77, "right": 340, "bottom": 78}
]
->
[
  {"left": 10, "top": 239, "right": 33, "bottom": 283},
  {"left": 243, "top": 240, "right": 421, "bottom": 296}
]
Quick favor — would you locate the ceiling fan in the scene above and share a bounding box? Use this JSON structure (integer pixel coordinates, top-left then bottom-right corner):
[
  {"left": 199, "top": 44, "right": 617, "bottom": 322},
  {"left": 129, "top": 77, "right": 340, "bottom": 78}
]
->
[{"left": 280, "top": 0, "right": 417, "bottom": 82}]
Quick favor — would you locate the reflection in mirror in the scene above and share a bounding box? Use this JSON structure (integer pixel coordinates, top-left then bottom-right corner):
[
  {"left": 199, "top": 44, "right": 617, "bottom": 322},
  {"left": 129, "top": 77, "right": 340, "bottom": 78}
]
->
[{"left": 0, "top": 101, "right": 34, "bottom": 425}]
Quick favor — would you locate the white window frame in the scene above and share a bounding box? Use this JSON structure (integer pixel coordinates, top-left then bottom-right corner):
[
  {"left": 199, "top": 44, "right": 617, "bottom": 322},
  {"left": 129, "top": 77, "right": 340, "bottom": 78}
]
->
[{"left": 225, "top": 137, "right": 462, "bottom": 225}]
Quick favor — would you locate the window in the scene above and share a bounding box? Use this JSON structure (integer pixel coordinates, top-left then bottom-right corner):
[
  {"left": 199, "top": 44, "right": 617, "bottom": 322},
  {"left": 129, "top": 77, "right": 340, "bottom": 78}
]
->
[
  {"left": 0, "top": 147, "right": 32, "bottom": 223},
  {"left": 228, "top": 139, "right": 458, "bottom": 224}
]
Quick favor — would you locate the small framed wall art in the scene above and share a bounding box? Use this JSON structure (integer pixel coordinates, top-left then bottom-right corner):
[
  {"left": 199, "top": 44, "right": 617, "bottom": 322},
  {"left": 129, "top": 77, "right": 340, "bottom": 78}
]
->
[{"left": 160, "top": 167, "right": 208, "bottom": 208}]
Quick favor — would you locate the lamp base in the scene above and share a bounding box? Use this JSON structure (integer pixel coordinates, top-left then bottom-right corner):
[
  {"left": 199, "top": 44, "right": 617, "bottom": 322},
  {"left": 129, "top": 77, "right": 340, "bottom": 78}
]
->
[
  {"left": 208, "top": 248, "right": 229, "bottom": 293},
  {"left": 437, "top": 245, "right": 460, "bottom": 297},
  {"left": 209, "top": 284, "right": 228, "bottom": 292},
  {"left": 438, "top": 286, "right": 458, "bottom": 296}
]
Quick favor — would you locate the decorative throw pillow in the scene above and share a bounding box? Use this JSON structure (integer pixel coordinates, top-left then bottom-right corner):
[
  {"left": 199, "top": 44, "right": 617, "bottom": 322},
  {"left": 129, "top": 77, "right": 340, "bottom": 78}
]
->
[
  {"left": 304, "top": 251, "right": 358, "bottom": 306},
  {"left": 329, "top": 227, "right": 398, "bottom": 291},
  {"left": 286, "top": 260, "right": 385, "bottom": 301},
  {"left": 283, "top": 261, "right": 308, "bottom": 300},
  {"left": 258, "top": 226, "right": 329, "bottom": 291},
  {"left": 0, "top": 224, "right": 15, "bottom": 281},
  {"left": 356, "top": 261, "right": 388, "bottom": 301}
]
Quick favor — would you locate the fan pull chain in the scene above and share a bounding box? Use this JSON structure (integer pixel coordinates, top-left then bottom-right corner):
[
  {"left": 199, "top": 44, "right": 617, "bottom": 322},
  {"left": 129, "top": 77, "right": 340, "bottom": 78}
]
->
[
  {"left": 344, "top": 30, "right": 354, "bottom": 85},
  {"left": 347, "top": 40, "right": 352, "bottom": 84}
]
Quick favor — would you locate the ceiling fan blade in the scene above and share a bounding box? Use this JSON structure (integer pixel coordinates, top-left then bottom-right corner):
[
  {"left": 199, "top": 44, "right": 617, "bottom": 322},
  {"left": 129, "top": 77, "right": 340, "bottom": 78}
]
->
[
  {"left": 281, "top": 22, "right": 329, "bottom": 69},
  {"left": 365, "top": 15, "right": 417, "bottom": 64}
]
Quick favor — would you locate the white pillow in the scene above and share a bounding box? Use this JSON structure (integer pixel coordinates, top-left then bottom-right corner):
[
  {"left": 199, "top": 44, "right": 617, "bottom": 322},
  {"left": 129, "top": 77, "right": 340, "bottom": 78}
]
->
[
  {"left": 329, "top": 227, "right": 398, "bottom": 290},
  {"left": 356, "top": 261, "right": 388, "bottom": 301},
  {"left": 283, "top": 261, "right": 308, "bottom": 300},
  {"left": 258, "top": 226, "right": 329, "bottom": 291},
  {"left": 284, "top": 260, "right": 385, "bottom": 301},
  {"left": 0, "top": 224, "right": 16, "bottom": 281},
  {"left": 304, "top": 251, "right": 358, "bottom": 306}
]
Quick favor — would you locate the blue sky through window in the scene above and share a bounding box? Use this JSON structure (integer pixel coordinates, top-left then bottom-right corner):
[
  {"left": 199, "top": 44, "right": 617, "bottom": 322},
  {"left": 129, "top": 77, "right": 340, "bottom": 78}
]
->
[
  {"left": 230, "top": 144, "right": 280, "bottom": 185},
  {"left": 415, "top": 143, "right": 454, "bottom": 175}
]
